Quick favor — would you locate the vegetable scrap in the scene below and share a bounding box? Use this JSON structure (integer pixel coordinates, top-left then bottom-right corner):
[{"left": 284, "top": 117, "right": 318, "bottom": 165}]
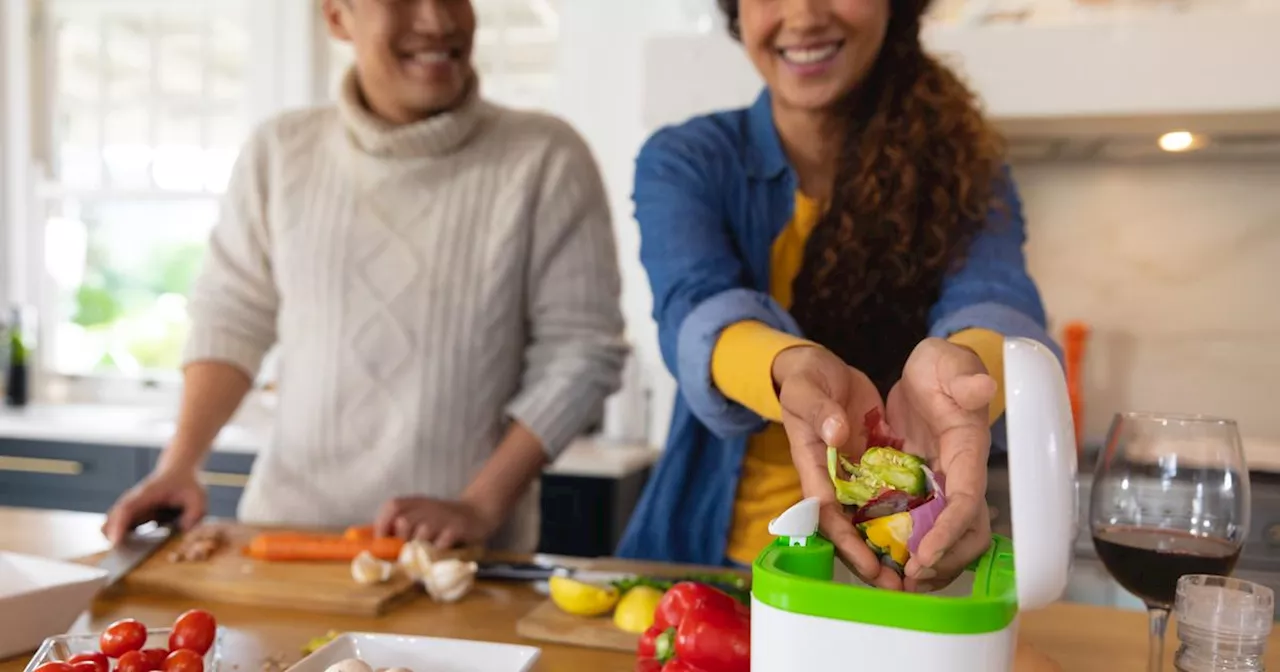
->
[
  {"left": 167, "top": 526, "right": 228, "bottom": 563},
  {"left": 636, "top": 582, "right": 750, "bottom": 672},
  {"left": 827, "top": 408, "right": 947, "bottom": 575}
]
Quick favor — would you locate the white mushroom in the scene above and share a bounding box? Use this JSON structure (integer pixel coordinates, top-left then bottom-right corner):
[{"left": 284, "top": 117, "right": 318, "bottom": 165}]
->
[
  {"left": 324, "top": 659, "right": 373, "bottom": 672},
  {"left": 351, "top": 550, "right": 394, "bottom": 585},
  {"left": 422, "top": 559, "right": 478, "bottom": 603},
  {"left": 384, "top": 667, "right": 414, "bottom": 672}
]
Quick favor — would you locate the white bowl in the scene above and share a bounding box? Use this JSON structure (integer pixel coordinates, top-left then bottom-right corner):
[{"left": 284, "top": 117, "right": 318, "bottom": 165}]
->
[
  {"left": 287, "top": 633, "right": 540, "bottom": 672},
  {"left": 0, "top": 552, "right": 108, "bottom": 660}
]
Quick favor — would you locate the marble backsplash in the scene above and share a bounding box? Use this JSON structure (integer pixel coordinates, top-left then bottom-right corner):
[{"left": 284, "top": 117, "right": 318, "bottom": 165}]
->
[{"left": 1015, "top": 160, "right": 1280, "bottom": 447}]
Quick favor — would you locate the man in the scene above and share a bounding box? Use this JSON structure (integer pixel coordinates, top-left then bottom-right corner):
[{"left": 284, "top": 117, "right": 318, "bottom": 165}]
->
[{"left": 103, "top": 0, "right": 628, "bottom": 553}]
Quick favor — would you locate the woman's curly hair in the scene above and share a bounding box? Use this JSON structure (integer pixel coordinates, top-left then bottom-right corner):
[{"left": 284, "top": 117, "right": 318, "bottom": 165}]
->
[{"left": 718, "top": 0, "right": 1008, "bottom": 396}]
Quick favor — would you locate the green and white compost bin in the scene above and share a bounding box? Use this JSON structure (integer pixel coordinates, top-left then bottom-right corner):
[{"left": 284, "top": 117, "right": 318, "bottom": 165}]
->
[{"left": 751, "top": 337, "right": 1079, "bottom": 671}]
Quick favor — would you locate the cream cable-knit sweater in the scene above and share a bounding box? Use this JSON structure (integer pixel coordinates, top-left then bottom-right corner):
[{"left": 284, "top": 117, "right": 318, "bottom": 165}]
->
[{"left": 182, "top": 70, "right": 628, "bottom": 551}]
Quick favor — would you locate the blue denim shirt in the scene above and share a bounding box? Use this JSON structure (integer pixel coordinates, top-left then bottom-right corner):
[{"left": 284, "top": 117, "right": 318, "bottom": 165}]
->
[{"left": 615, "top": 89, "right": 1061, "bottom": 567}]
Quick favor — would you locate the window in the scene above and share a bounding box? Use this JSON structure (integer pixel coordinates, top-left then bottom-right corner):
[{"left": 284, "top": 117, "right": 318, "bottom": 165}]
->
[
  {"left": 37, "top": 0, "right": 252, "bottom": 378},
  {"left": 327, "top": 0, "right": 561, "bottom": 110}
]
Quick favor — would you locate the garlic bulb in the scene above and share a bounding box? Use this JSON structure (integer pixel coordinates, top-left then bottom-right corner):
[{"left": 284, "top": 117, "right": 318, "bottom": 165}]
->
[
  {"left": 324, "top": 659, "right": 373, "bottom": 672},
  {"left": 397, "top": 540, "right": 437, "bottom": 581},
  {"left": 351, "top": 550, "right": 394, "bottom": 585},
  {"left": 422, "top": 559, "right": 478, "bottom": 603}
]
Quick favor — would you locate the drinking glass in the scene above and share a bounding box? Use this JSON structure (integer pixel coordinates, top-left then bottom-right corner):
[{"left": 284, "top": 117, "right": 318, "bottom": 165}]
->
[{"left": 1089, "top": 412, "right": 1250, "bottom": 672}]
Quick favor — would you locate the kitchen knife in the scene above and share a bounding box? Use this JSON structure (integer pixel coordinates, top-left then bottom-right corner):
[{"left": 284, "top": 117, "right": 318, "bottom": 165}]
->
[
  {"left": 475, "top": 561, "right": 633, "bottom": 584},
  {"left": 98, "top": 507, "right": 182, "bottom": 587}
]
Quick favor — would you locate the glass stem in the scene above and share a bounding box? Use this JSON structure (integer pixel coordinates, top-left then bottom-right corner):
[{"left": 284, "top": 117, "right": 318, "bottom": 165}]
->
[{"left": 1148, "top": 606, "right": 1171, "bottom": 672}]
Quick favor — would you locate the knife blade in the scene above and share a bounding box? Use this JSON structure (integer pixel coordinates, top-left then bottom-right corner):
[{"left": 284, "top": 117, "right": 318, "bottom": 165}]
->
[{"left": 98, "top": 507, "right": 182, "bottom": 587}]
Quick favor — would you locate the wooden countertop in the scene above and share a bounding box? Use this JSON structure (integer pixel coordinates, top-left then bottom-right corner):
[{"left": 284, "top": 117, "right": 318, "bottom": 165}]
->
[{"left": 3, "top": 507, "right": 1278, "bottom": 672}]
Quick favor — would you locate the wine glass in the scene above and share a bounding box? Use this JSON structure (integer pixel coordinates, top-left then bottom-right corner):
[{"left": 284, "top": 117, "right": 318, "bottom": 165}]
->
[{"left": 1090, "top": 412, "right": 1250, "bottom": 672}]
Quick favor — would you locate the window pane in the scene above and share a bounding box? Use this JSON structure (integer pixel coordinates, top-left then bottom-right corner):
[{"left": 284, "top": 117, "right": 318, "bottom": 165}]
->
[
  {"left": 157, "top": 20, "right": 204, "bottom": 98},
  {"left": 56, "top": 109, "right": 102, "bottom": 190},
  {"left": 56, "top": 19, "right": 101, "bottom": 104},
  {"left": 102, "top": 105, "right": 152, "bottom": 189},
  {"left": 209, "top": 17, "right": 249, "bottom": 102},
  {"left": 45, "top": 199, "right": 218, "bottom": 375},
  {"left": 103, "top": 18, "right": 150, "bottom": 102}
]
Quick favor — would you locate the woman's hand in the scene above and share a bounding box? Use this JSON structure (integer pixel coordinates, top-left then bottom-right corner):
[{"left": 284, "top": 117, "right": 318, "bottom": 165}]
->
[
  {"left": 772, "top": 345, "right": 901, "bottom": 590},
  {"left": 885, "top": 338, "right": 998, "bottom": 592}
]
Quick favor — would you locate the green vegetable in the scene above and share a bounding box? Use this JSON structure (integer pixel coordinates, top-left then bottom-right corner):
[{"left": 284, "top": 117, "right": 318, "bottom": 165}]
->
[
  {"left": 827, "top": 446, "right": 928, "bottom": 507},
  {"left": 610, "top": 572, "right": 750, "bottom": 605}
]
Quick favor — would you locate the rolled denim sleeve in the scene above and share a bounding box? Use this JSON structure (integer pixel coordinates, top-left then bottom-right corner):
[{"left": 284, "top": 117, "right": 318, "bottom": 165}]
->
[
  {"left": 927, "top": 166, "right": 1063, "bottom": 364},
  {"left": 634, "top": 126, "right": 796, "bottom": 438}
]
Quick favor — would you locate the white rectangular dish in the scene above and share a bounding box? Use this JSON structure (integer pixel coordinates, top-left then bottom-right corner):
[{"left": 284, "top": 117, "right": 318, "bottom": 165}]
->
[
  {"left": 0, "top": 552, "right": 108, "bottom": 660},
  {"left": 287, "top": 633, "right": 540, "bottom": 672}
]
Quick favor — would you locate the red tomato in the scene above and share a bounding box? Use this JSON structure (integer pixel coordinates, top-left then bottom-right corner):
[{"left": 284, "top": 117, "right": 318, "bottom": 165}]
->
[
  {"left": 162, "top": 649, "right": 203, "bottom": 672},
  {"left": 115, "top": 651, "right": 150, "bottom": 672},
  {"left": 33, "top": 663, "right": 73, "bottom": 672},
  {"left": 99, "top": 619, "right": 148, "bottom": 658},
  {"left": 69, "top": 662, "right": 98, "bottom": 672},
  {"left": 140, "top": 649, "right": 169, "bottom": 671},
  {"left": 168, "top": 610, "right": 216, "bottom": 656},
  {"left": 67, "top": 652, "right": 109, "bottom": 672}
]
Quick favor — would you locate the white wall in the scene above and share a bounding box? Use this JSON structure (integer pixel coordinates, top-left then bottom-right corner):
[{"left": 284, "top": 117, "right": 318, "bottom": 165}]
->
[
  {"left": 1017, "top": 160, "right": 1280, "bottom": 447},
  {"left": 555, "top": 0, "right": 726, "bottom": 448}
]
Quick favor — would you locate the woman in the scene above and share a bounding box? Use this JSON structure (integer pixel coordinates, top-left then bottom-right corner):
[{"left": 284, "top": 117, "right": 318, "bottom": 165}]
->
[{"left": 616, "top": 0, "right": 1060, "bottom": 592}]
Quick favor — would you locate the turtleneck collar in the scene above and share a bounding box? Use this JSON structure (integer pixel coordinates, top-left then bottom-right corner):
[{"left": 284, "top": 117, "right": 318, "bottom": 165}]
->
[{"left": 335, "top": 66, "right": 489, "bottom": 159}]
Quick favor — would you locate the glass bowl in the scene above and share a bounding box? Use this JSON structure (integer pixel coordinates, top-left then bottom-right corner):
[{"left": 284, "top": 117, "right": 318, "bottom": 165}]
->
[{"left": 23, "top": 627, "right": 223, "bottom": 672}]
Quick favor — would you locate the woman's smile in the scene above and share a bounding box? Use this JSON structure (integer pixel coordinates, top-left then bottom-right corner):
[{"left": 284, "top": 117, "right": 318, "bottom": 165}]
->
[{"left": 776, "top": 39, "right": 846, "bottom": 76}]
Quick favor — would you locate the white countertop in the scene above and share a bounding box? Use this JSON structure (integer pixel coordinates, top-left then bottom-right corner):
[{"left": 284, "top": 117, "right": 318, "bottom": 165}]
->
[
  {"left": 0, "top": 404, "right": 660, "bottom": 477},
  {"left": 0, "top": 404, "right": 266, "bottom": 453}
]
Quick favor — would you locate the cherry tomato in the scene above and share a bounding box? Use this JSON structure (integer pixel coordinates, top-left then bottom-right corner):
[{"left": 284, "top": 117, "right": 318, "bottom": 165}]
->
[
  {"left": 69, "top": 662, "right": 99, "bottom": 672},
  {"left": 100, "top": 619, "right": 148, "bottom": 658},
  {"left": 67, "top": 652, "right": 109, "bottom": 672},
  {"left": 162, "top": 649, "right": 203, "bottom": 672},
  {"left": 168, "top": 610, "right": 216, "bottom": 656},
  {"left": 115, "top": 651, "right": 151, "bottom": 672},
  {"left": 140, "top": 649, "right": 169, "bottom": 671},
  {"left": 33, "top": 663, "right": 73, "bottom": 672}
]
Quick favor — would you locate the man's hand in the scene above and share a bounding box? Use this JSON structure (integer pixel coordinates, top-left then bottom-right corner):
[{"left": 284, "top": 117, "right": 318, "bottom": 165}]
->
[
  {"left": 886, "top": 338, "right": 997, "bottom": 592},
  {"left": 102, "top": 467, "right": 207, "bottom": 545},
  {"left": 772, "top": 345, "right": 899, "bottom": 590},
  {"left": 373, "top": 496, "right": 501, "bottom": 549}
]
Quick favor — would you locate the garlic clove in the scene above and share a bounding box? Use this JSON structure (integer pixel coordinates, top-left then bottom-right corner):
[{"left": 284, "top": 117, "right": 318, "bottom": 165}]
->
[
  {"left": 324, "top": 659, "right": 373, "bottom": 672},
  {"left": 398, "top": 540, "right": 436, "bottom": 581},
  {"left": 351, "top": 550, "right": 394, "bottom": 585},
  {"left": 422, "top": 559, "right": 478, "bottom": 603}
]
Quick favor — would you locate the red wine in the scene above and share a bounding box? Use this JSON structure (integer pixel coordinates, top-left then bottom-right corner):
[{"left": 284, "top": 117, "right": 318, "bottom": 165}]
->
[{"left": 1093, "top": 526, "right": 1241, "bottom": 607}]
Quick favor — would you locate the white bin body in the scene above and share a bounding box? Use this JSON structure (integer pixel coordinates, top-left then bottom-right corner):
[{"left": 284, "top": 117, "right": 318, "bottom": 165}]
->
[{"left": 750, "top": 596, "right": 1017, "bottom": 672}]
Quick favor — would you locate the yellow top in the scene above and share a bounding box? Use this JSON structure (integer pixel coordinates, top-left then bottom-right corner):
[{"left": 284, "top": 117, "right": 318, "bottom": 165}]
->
[{"left": 715, "top": 191, "right": 1007, "bottom": 565}]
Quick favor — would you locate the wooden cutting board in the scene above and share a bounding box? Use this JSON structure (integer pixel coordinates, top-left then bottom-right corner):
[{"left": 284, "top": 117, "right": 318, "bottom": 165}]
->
[
  {"left": 119, "top": 523, "right": 480, "bottom": 617},
  {"left": 515, "top": 558, "right": 748, "bottom": 652}
]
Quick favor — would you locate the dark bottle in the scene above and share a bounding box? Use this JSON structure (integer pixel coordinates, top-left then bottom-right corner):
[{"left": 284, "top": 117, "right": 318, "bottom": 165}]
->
[{"left": 6, "top": 306, "right": 30, "bottom": 407}]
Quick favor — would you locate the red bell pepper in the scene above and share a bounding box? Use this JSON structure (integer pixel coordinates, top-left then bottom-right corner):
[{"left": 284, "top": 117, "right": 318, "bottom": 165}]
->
[{"left": 634, "top": 582, "right": 750, "bottom": 672}]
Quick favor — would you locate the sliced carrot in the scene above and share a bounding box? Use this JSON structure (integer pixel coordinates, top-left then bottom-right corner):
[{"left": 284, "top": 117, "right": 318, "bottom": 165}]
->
[
  {"left": 245, "top": 533, "right": 404, "bottom": 562},
  {"left": 343, "top": 525, "right": 375, "bottom": 542}
]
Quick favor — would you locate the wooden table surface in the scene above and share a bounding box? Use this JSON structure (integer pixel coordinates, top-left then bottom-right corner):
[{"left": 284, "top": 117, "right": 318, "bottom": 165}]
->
[{"left": 3, "top": 507, "right": 1278, "bottom": 672}]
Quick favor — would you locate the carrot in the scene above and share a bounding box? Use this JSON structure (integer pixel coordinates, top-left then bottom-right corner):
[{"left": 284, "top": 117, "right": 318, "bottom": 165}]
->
[
  {"left": 245, "top": 533, "right": 404, "bottom": 562},
  {"left": 343, "top": 525, "right": 375, "bottom": 542}
]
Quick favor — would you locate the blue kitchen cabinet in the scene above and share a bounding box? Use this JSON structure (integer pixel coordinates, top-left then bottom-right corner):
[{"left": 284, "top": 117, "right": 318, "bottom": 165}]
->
[{"left": 0, "top": 439, "right": 149, "bottom": 513}]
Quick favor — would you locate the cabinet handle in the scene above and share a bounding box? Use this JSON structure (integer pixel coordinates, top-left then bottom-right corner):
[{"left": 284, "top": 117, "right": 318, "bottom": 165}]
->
[
  {"left": 198, "top": 471, "right": 250, "bottom": 488},
  {"left": 0, "top": 456, "right": 85, "bottom": 476}
]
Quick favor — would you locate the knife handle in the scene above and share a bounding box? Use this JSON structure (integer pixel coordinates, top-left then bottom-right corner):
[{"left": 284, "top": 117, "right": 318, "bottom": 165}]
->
[{"left": 153, "top": 506, "right": 183, "bottom": 527}]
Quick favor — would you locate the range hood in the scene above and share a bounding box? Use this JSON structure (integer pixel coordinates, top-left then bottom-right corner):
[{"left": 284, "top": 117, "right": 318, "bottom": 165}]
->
[{"left": 641, "top": 9, "right": 1280, "bottom": 161}]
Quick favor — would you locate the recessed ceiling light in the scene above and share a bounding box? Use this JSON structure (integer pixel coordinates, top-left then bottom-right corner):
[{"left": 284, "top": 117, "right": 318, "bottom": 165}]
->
[{"left": 1159, "top": 131, "right": 1205, "bottom": 153}]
